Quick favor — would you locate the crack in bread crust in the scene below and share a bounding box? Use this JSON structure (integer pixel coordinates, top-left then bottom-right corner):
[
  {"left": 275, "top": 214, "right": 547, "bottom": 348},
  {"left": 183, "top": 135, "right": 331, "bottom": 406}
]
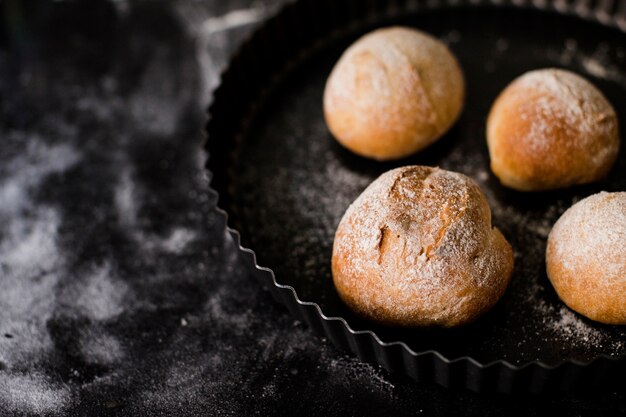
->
[{"left": 332, "top": 166, "right": 514, "bottom": 327}]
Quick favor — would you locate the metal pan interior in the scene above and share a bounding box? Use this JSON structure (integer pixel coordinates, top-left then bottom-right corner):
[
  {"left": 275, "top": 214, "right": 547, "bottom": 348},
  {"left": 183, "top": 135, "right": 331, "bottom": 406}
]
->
[{"left": 216, "top": 6, "right": 626, "bottom": 367}]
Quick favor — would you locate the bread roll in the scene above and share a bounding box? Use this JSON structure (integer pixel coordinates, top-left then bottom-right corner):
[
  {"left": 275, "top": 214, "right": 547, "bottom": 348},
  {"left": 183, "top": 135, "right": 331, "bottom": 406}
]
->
[
  {"left": 332, "top": 166, "right": 514, "bottom": 327},
  {"left": 323, "top": 27, "right": 465, "bottom": 161},
  {"left": 487, "top": 68, "right": 619, "bottom": 191},
  {"left": 546, "top": 192, "right": 626, "bottom": 325}
]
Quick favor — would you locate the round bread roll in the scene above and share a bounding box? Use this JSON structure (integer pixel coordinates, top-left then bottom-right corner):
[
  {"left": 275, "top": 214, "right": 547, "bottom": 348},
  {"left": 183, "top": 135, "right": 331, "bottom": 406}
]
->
[
  {"left": 486, "top": 68, "right": 619, "bottom": 191},
  {"left": 331, "top": 166, "right": 514, "bottom": 327},
  {"left": 323, "top": 27, "right": 465, "bottom": 161},
  {"left": 546, "top": 192, "right": 626, "bottom": 325}
]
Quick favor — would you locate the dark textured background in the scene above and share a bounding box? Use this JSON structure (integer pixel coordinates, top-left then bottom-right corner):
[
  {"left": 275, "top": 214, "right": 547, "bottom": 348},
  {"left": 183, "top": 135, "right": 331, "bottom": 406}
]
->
[{"left": 0, "top": 1, "right": 624, "bottom": 415}]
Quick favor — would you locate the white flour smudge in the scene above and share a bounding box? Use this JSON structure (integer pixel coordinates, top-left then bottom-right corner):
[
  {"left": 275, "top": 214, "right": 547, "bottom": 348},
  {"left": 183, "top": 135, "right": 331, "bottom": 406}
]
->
[
  {"left": 0, "top": 373, "right": 71, "bottom": 415},
  {"left": 78, "top": 328, "right": 125, "bottom": 366},
  {"left": 0, "top": 139, "right": 81, "bottom": 412},
  {"left": 58, "top": 262, "right": 130, "bottom": 321},
  {"left": 161, "top": 228, "right": 197, "bottom": 253},
  {"left": 549, "top": 39, "right": 626, "bottom": 87},
  {"left": 114, "top": 168, "right": 196, "bottom": 253}
]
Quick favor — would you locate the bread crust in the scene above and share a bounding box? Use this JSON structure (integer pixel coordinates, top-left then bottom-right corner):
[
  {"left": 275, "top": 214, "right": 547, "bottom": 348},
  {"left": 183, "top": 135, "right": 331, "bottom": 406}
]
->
[
  {"left": 487, "top": 69, "right": 619, "bottom": 191},
  {"left": 331, "top": 166, "right": 514, "bottom": 327},
  {"left": 323, "top": 27, "right": 465, "bottom": 161},
  {"left": 546, "top": 192, "right": 626, "bottom": 325}
]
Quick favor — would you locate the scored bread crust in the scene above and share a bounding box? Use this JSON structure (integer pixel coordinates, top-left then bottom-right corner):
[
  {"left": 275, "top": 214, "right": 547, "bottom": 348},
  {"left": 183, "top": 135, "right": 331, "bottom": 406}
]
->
[
  {"left": 331, "top": 166, "right": 514, "bottom": 327},
  {"left": 323, "top": 27, "right": 465, "bottom": 161},
  {"left": 546, "top": 192, "right": 626, "bottom": 325},
  {"left": 486, "top": 68, "right": 619, "bottom": 191}
]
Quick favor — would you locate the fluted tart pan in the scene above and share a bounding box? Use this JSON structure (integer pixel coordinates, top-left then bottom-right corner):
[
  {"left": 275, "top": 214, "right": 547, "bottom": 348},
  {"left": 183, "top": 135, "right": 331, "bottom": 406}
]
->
[{"left": 205, "top": 0, "right": 626, "bottom": 393}]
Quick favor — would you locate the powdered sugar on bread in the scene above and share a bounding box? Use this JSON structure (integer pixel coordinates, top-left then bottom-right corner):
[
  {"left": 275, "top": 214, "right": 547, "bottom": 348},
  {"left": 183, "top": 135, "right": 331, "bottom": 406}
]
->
[
  {"left": 324, "top": 27, "right": 465, "bottom": 160},
  {"left": 487, "top": 68, "right": 619, "bottom": 191},
  {"left": 332, "top": 166, "right": 514, "bottom": 327},
  {"left": 547, "top": 192, "right": 626, "bottom": 324}
]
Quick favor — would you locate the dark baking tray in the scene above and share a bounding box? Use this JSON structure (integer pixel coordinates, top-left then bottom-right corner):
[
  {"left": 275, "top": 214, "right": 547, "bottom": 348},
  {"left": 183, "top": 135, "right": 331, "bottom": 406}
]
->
[{"left": 205, "top": 0, "right": 626, "bottom": 393}]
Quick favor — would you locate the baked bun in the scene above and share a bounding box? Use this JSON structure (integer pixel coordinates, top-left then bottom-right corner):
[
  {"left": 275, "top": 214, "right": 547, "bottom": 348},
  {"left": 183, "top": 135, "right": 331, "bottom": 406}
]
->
[
  {"left": 487, "top": 68, "right": 619, "bottom": 191},
  {"left": 546, "top": 192, "right": 626, "bottom": 325},
  {"left": 331, "top": 166, "right": 514, "bottom": 327},
  {"left": 323, "top": 27, "right": 465, "bottom": 161}
]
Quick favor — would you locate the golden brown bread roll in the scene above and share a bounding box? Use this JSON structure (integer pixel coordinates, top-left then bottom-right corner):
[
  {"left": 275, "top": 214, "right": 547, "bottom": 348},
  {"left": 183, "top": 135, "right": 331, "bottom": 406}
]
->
[
  {"left": 323, "top": 27, "right": 465, "bottom": 161},
  {"left": 331, "top": 166, "right": 514, "bottom": 327},
  {"left": 546, "top": 192, "right": 626, "bottom": 325},
  {"left": 487, "top": 68, "right": 619, "bottom": 191}
]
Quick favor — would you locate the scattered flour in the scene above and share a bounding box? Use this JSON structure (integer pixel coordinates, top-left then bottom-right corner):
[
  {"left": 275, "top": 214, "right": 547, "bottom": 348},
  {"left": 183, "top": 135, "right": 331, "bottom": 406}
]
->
[
  {"left": 330, "top": 355, "right": 395, "bottom": 395},
  {"left": 0, "top": 140, "right": 80, "bottom": 216},
  {"left": 161, "top": 227, "right": 197, "bottom": 253},
  {"left": 0, "top": 373, "right": 71, "bottom": 415},
  {"left": 58, "top": 262, "right": 130, "bottom": 321},
  {"left": 78, "top": 329, "right": 125, "bottom": 366},
  {"left": 0, "top": 139, "right": 79, "bottom": 413},
  {"left": 582, "top": 57, "right": 610, "bottom": 78},
  {"left": 545, "top": 303, "right": 625, "bottom": 352},
  {"left": 0, "top": 140, "right": 80, "bottom": 366},
  {"left": 551, "top": 39, "right": 626, "bottom": 87},
  {"left": 176, "top": 3, "right": 280, "bottom": 106},
  {"left": 114, "top": 167, "right": 197, "bottom": 253},
  {"left": 114, "top": 167, "right": 138, "bottom": 227},
  {"left": 0, "top": 207, "right": 62, "bottom": 281}
]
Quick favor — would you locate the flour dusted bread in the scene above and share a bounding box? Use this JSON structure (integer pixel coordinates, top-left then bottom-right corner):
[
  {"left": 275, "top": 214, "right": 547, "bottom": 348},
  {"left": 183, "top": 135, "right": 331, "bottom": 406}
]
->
[
  {"left": 323, "top": 27, "right": 465, "bottom": 161},
  {"left": 487, "top": 68, "right": 619, "bottom": 191},
  {"left": 331, "top": 166, "right": 514, "bottom": 327},
  {"left": 546, "top": 192, "right": 626, "bottom": 325}
]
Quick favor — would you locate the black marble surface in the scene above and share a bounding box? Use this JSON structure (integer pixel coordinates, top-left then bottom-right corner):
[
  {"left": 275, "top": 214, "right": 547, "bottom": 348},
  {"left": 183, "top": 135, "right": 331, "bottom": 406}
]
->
[{"left": 0, "top": 1, "right": 624, "bottom": 416}]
